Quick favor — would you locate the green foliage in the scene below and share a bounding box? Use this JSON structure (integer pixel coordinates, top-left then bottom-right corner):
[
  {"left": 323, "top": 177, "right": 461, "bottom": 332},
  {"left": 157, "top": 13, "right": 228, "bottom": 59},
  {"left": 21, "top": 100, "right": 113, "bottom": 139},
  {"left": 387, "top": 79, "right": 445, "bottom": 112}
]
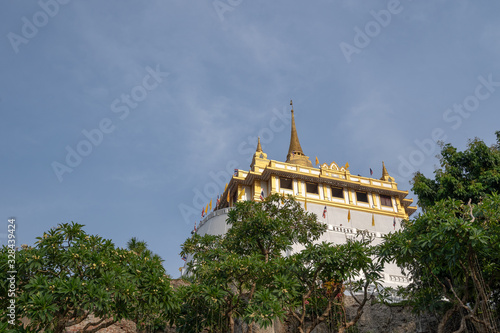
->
[
  {"left": 381, "top": 194, "right": 500, "bottom": 329},
  {"left": 179, "top": 194, "right": 383, "bottom": 333},
  {"left": 282, "top": 236, "right": 384, "bottom": 333},
  {"left": 175, "top": 283, "right": 230, "bottom": 333},
  {"left": 224, "top": 193, "right": 326, "bottom": 261},
  {"left": 412, "top": 131, "right": 500, "bottom": 210},
  {"left": 178, "top": 194, "right": 327, "bottom": 332},
  {"left": 126, "top": 237, "right": 148, "bottom": 255},
  {"left": 0, "top": 222, "right": 176, "bottom": 333},
  {"left": 382, "top": 132, "right": 500, "bottom": 330}
]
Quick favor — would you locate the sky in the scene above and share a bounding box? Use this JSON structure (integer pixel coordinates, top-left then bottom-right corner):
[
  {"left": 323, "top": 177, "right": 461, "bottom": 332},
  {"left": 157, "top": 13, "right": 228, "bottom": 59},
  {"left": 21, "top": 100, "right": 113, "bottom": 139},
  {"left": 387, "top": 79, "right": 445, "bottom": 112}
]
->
[{"left": 1, "top": 0, "right": 499, "bottom": 278}]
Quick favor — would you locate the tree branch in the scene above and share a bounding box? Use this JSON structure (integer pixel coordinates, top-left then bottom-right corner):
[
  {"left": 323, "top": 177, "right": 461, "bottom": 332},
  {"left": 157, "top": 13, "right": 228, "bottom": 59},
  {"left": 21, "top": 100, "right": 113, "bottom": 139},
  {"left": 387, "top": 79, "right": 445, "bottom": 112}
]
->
[
  {"left": 290, "top": 308, "right": 302, "bottom": 324},
  {"left": 437, "top": 305, "right": 457, "bottom": 333},
  {"left": 445, "top": 278, "right": 470, "bottom": 312},
  {"left": 81, "top": 317, "right": 118, "bottom": 333},
  {"left": 467, "top": 199, "right": 475, "bottom": 223},
  {"left": 342, "top": 278, "right": 371, "bottom": 332},
  {"left": 66, "top": 312, "right": 89, "bottom": 326},
  {"left": 452, "top": 315, "right": 467, "bottom": 333},
  {"left": 307, "top": 297, "right": 335, "bottom": 333},
  {"left": 444, "top": 278, "right": 493, "bottom": 331}
]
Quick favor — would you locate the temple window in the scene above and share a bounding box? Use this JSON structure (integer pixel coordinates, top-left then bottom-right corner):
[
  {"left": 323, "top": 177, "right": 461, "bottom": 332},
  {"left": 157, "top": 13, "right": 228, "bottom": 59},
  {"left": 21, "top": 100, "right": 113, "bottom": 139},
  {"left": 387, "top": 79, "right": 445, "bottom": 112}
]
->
[
  {"left": 380, "top": 194, "right": 392, "bottom": 207},
  {"left": 306, "top": 182, "right": 319, "bottom": 194},
  {"left": 356, "top": 191, "right": 369, "bottom": 203},
  {"left": 280, "top": 177, "right": 293, "bottom": 190},
  {"left": 331, "top": 187, "right": 344, "bottom": 199}
]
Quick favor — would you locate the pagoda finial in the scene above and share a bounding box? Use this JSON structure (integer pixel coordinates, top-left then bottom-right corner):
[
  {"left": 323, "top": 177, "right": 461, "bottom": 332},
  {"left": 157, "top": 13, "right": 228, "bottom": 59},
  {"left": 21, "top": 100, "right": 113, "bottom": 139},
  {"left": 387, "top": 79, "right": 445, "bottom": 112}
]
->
[
  {"left": 285, "top": 100, "right": 312, "bottom": 167},
  {"left": 380, "top": 161, "right": 390, "bottom": 181},
  {"left": 256, "top": 137, "right": 263, "bottom": 153},
  {"left": 250, "top": 137, "right": 268, "bottom": 171}
]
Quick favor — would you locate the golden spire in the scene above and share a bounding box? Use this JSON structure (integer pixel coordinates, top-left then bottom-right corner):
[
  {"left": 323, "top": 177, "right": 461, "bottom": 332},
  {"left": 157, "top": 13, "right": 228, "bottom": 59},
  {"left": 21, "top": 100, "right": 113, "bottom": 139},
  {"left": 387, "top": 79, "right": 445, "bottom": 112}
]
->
[
  {"left": 286, "top": 100, "right": 312, "bottom": 167},
  {"left": 287, "top": 100, "right": 305, "bottom": 158},
  {"left": 380, "top": 161, "right": 390, "bottom": 181},
  {"left": 256, "top": 137, "right": 263, "bottom": 153},
  {"left": 250, "top": 137, "right": 268, "bottom": 171}
]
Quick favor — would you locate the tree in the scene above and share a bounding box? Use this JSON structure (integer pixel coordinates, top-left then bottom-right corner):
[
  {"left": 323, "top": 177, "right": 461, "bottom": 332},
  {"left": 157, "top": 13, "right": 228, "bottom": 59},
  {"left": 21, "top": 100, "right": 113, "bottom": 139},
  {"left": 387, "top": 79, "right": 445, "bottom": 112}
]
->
[
  {"left": 175, "top": 281, "right": 231, "bottom": 333},
  {"left": 179, "top": 194, "right": 326, "bottom": 333},
  {"left": 126, "top": 237, "right": 148, "bottom": 255},
  {"left": 412, "top": 131, "right": 500, "bottom": 210},
  {"left": 179, "top": 193, "right": 384, "bottom": 333},
  {"left": 0, "top": 222, "right": 176, "bottom": 333},
  {"left": 179, "top": 233, "right": 261, "bottom": 333},
  {"left": 280, "top": 235, "right": 384, "bottom": 333},
  {"left": 381, "top": 133, "right": 500, "bottom": 332},
  {"left": 224, "top": 193, "right": 326, "bottom": 262}
]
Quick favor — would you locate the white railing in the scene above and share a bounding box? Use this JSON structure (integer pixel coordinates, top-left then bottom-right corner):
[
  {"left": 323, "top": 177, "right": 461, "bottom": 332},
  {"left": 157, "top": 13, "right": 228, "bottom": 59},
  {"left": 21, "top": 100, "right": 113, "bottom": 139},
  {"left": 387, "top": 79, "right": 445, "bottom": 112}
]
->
[
  {"left": 327, "top": 225, "right": 385, "bottom": 239},
  {"left": 389, "top": 274, "right": 409, "bottom": 283},
  {"left": 198, "top": 207, "right": 233, "bottom": 229}
]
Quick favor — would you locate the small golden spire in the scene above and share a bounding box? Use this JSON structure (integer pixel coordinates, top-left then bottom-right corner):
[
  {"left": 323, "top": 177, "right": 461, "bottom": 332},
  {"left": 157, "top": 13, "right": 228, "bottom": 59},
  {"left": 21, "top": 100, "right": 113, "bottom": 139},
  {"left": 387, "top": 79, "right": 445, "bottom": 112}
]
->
[
  {"left": 380, "top": 161, "right": 390, "bottom": 181},
  {"left": 256, "top": 137, "right": 263, "bottom": 153},
  {"left": 250, "top": 137, "right": 268, "bottom": 171},
  {"left": 382, "top": 161, "right": 389, "bottom": 176}
]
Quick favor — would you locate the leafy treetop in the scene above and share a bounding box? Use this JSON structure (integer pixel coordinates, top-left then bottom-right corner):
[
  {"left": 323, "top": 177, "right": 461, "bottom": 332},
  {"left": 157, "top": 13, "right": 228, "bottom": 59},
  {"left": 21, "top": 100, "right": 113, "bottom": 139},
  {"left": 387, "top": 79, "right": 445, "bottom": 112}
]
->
[
  {"left": 0, "top": 222, "right": 176, "bottom": 333},
  {"left": 412, "top": 131, "right": 500, "bottom": 210}
]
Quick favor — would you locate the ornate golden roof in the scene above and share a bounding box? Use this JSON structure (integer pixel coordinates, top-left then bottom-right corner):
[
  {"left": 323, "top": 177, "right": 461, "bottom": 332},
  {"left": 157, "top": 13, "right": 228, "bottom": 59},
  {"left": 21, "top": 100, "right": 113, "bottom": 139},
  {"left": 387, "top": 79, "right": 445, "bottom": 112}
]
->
[{"left": 217, "top": 103, "right": 417, "bottom": 218}]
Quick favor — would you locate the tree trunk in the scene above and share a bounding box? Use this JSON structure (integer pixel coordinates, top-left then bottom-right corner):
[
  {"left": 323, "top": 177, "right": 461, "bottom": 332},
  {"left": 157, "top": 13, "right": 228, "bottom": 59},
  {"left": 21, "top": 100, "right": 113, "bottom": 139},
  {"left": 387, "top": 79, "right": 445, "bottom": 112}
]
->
[
  {"left": 290, "top": 309, "right": 305, "bottom": 333},
  {"left": 54, "top": 322, "right": 66, "bottom": 333},
  {"left": 229, "top": 314, "right": 235, "bottom": 333},
  {"left": 53, "top": 313, "right": 67, "bottom": 333},
  {"left": 82, "top": 317, "right": 118, "bottom": 333},
  {"left": 437, "top": 306, "right": 457, "bottom": 333}
]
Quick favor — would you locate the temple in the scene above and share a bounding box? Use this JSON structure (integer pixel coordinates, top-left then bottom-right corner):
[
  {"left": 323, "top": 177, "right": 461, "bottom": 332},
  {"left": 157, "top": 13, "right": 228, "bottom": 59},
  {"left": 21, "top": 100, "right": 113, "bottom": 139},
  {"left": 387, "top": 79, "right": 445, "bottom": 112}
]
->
[{"left": 183, "top": 102, "right": 417, "bottom": 287}]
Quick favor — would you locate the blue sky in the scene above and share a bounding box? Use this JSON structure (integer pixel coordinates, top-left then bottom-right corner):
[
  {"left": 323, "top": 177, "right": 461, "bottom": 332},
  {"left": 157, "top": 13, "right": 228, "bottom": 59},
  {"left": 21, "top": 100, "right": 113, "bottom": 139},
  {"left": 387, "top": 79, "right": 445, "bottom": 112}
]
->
[{"left": 1, "top": 0, "right": 499, "bottom": 277}]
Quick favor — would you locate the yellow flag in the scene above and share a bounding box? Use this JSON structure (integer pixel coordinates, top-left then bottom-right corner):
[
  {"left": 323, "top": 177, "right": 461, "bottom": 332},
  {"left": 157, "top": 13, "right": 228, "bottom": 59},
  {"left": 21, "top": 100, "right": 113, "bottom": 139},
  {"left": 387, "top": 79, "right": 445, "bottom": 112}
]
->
[
  {"left": 227, "top": 190, "right": 230, "bottom": 203},
  {"left": 304, "top": 197, "right": 308, "bottom": 210},
  {"left": 372, "top": 214, "right": 375, "bottom": 226},
  {"left": 348, "top": 210, "right": 351, "bottom": 222},
  {"left": 209, "top": 199, "right": 212, "bottom": 211},
  {"left": 238, "top": 188, "right": 246, "bottom": 200},
  {"left": 206, "top": 204, "right": 209, "bottom": 215},
  {"left": 315, "top": 156, "right": 319, "bottom": 165}
]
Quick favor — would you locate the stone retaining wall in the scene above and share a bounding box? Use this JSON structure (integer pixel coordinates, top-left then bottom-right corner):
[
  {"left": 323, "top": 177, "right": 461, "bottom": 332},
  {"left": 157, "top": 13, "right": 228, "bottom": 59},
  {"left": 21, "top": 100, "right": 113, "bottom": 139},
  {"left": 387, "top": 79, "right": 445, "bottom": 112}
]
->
[{"left": 64, "top": 297, "right": 437, "bottom": 333}]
